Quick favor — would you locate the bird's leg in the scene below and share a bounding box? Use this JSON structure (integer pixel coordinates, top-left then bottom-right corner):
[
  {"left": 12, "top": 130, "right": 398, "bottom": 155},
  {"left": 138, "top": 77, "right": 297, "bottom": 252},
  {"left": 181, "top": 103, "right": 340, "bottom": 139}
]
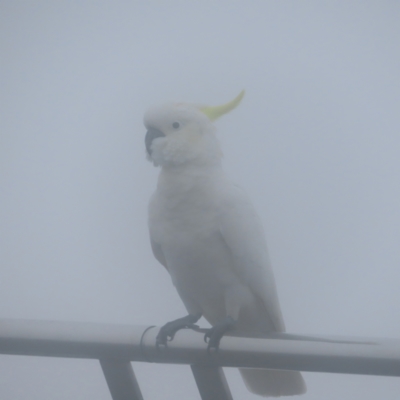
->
[
  {"left": 156, "top": 313, "right": 202, "bottom": 349},
  {"left": 204, "top": 316, "right": 236, "bottom": 352}
]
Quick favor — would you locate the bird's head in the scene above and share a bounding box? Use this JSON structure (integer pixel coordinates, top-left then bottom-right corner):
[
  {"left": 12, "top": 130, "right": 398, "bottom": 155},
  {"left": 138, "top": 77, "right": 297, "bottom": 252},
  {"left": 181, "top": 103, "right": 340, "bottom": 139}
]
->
[{"left": 144, "top": 90, "right": 244, "bottom": 167}]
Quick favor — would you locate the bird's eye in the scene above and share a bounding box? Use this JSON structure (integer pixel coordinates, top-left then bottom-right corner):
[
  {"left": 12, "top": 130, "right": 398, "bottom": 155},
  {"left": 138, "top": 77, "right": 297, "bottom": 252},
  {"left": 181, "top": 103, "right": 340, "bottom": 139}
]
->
[{"left": 172, "top": 122, "right": 180, "bottom": 129}]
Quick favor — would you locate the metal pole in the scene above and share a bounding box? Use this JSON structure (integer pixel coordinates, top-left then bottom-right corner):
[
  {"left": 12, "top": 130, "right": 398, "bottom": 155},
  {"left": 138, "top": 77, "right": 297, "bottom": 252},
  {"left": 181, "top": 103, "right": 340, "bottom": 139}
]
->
[
  {"left": 191, "top": 365, "right": 233, "bottom": 400},
  {"left": 0, "top": 319, "right": 400, "bottom": 377},
  {"left": 100, "top": 359, "right": 143, "bottom": 400}
]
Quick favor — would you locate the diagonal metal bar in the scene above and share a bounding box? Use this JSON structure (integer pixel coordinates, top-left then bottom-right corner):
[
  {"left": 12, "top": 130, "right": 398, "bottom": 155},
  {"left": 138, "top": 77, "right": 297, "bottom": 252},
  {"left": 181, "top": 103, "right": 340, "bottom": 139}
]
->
[
  {"left": 191, "top": 365, "right": 233, "bottom": 400},
  {"left": 0, "top": 319, "right": 400, "bottom": 377},
  {"left": 100, "top": 359, "right": 143, "bottom": 400}
]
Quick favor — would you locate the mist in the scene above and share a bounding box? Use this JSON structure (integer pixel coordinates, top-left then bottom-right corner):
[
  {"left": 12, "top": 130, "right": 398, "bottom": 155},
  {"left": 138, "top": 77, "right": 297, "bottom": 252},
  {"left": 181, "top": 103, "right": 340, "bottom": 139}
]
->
[{"left": 1, "top": 2, "right": 400, "bottom": 399}]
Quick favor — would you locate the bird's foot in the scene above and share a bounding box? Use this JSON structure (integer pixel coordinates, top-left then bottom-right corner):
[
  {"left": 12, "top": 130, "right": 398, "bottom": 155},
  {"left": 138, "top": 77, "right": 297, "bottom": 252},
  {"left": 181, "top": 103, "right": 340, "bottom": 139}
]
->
[
  {"left": 156, "top": 313, "right": 202, "bottom": 350},
  {"left": 204, "top": 316, "right": 236, "bottom": 353}
]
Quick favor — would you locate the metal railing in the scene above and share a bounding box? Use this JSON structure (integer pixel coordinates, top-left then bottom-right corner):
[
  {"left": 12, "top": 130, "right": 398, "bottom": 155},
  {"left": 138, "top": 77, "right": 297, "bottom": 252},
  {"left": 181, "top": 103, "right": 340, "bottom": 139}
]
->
[{"left": 0, "top": 319, "right": 399, "bottom": 399}]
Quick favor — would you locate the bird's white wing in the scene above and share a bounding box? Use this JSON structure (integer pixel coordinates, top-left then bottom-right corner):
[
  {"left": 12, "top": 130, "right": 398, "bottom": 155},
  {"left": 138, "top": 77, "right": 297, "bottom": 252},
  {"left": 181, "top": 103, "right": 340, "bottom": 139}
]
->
[{"left": 218, "top": 184, "right": 286, "bottom": 332}]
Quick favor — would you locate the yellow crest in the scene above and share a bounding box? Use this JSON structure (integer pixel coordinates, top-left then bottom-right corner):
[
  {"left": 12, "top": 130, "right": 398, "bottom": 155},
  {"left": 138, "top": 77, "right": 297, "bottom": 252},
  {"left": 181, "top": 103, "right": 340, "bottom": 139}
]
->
[{"left": 200, "top": 90, "right": 245, "bottom": 121}]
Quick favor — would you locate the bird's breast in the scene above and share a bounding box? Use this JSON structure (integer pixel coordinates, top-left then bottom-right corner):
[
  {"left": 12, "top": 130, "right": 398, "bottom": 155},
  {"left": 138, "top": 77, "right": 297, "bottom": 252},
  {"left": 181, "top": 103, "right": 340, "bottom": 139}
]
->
[{"left": 150, "top": 192, "right": 240, "bottom": 301}]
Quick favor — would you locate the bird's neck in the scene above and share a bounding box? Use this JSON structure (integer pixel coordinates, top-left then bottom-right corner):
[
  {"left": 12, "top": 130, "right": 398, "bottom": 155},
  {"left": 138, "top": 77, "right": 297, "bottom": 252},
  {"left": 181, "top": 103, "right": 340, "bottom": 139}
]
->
[{"left": 157, "top": 163, "right": 224, "bottom": 195}]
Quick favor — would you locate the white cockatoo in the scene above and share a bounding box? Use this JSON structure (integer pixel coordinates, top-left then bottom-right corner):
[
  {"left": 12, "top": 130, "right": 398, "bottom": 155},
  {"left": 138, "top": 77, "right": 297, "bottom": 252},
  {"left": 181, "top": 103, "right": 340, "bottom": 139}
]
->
[{"left": 145, "top": 91, "right": 306, "bottom": 397}]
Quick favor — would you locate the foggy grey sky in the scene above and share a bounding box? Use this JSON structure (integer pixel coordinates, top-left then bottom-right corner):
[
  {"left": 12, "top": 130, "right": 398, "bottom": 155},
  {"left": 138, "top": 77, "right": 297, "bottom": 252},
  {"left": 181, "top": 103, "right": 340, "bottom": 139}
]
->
[{"left": 1, "top": 2, "right": 400, "bottom": 399}]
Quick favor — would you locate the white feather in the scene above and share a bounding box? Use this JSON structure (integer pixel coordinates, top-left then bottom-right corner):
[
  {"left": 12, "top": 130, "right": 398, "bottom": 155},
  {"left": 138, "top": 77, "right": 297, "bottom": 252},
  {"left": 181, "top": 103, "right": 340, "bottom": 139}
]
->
[{"left": 146, "top": 101, "right": 306, "bottom": 397}]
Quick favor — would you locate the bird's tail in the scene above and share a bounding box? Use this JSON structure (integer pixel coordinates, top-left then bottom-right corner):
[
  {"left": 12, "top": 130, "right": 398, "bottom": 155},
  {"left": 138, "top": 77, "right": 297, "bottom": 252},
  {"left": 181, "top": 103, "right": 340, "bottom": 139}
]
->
[{"left": 239, "top": 368, "right": 306, "bottom": 397}]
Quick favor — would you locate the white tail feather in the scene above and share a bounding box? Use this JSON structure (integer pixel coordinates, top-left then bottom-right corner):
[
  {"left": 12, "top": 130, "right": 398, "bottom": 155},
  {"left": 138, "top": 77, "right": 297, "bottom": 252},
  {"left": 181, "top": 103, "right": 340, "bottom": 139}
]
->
[{"left": 239, "top": 368, "right": 306, "bottom": 397}]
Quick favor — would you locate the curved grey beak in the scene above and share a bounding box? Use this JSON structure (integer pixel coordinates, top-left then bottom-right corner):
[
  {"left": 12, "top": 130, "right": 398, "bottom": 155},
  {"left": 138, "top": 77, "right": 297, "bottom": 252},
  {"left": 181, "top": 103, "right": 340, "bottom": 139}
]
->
[{"left": 145, "top": 128, "right": 165, "bottom": 155}]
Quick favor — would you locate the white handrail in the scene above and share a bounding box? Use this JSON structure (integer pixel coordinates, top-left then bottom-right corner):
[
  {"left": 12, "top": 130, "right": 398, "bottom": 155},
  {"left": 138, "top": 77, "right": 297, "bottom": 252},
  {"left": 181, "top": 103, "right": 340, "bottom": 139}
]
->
[{"left": 0, "top": 319, "right": 399, "bottom": 376}]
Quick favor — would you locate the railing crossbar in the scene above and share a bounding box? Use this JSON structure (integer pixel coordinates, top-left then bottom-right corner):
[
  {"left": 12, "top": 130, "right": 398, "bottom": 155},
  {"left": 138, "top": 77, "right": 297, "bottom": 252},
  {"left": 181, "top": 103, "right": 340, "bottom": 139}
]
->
[{"left": 1, "top": 319, "right": 399, "bottom": 400}]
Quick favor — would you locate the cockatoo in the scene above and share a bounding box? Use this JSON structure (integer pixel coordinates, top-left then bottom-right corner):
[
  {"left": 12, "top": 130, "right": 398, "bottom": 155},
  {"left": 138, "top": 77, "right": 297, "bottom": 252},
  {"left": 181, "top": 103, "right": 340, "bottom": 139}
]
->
[{"left": 144, "top": 91, "right": 306, "bottom": 397}]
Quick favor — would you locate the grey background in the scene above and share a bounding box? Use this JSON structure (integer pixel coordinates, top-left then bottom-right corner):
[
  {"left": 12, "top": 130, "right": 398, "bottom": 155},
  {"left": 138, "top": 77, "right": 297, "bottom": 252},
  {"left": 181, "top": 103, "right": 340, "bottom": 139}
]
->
[{"left": 1, "top": 2, "right": 400, "bottom": 399}]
